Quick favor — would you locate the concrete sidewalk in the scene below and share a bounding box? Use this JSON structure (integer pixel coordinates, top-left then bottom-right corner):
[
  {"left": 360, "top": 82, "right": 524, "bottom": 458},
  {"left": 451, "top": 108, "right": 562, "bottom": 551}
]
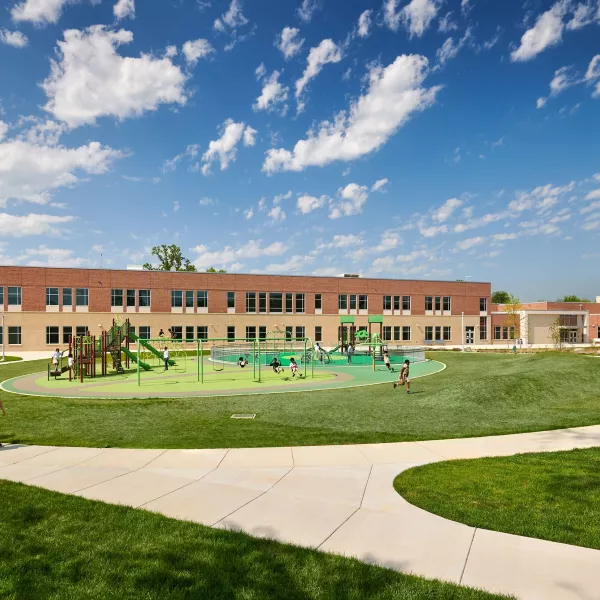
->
[{"left": 1, "top": 425, "right": 600, "bottom": 599}]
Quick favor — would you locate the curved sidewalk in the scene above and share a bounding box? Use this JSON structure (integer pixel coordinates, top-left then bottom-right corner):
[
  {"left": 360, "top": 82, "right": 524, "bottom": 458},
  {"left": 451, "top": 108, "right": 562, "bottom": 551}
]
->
[{"left": 1, "top": 425, "right": 600, "bottom": 600}]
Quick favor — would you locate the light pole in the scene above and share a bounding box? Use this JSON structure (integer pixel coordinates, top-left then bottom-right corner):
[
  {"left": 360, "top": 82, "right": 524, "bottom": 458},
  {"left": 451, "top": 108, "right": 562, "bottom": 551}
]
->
[
  {"left": 461, "top": 312, "right": 465, "bottom": 351},
  {"left": 1, "top": 312, "right": 5, "bottom": 361}
]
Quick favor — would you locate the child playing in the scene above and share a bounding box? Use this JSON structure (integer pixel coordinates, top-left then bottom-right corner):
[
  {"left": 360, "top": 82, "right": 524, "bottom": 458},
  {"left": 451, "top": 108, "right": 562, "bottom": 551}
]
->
[
  {"left": 270, "top": 357, "right": 283, "bottom": 374},
  {"left": 393, "top": 359, "right": 411, "bottom": 394},
  {"left": 289, "top": 357, "right": 302, "bottom": 378},
  {"left": 383, "top": 350, "right": 394, "bottom": 372},
  {"left": 51, "top": 348, "right": 61, "bottom": 372},
  {"left": 164, "top": 347, "right": 170, "bottom": 371},
  {"left": 67, "top": 352, "right": 74, "bottom": 372},
  {"left": 237, "top": 356, "right": 249, "bottom": 368}
]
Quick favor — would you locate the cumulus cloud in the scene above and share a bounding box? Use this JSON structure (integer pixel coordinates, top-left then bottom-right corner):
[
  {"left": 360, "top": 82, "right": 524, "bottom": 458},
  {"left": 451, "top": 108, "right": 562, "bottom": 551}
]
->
[
  {"left": 357, "top": 10, "right": 373, "bottom": 37},
  {"left": 329, "top": 183, "right": 368, "bottom": 219},
  {"left": 297, "top": 0, "right": 319, "bottom": 23},
  {"left": 182, "top": 39, "right": 215, "bottom": 65},
  {"left": 244, "top": 207, "right": 254, "bottom": 220},
  {"left": 0, "top": 213, "right": 75, "bottom": 237},
  {"left": 0, "top": 29, "right": 28, "bottom": 48},
  {"left": 253, "top": 66, "right": 289, "bottom": 114},
  {"left": 419, "top": 224, "right": 447, "bottom": 237},
  {"left": 113, "top": 0, "right": 134, "bottom": 20},
  {"left": 268, "top": 205, "right": 286, "bottom": 222},
  {"left": 41, "top": 26, "right": 188, "bottom": 128},
  {"left": 11, "top": 0, "right": 89, "bottom": 25},
  {"left": 432, "top": 197, "right": 463, "bottom": 222},
  {"left": 436, "top": 28, "right": 472, "bottom": 66},
  {"left": 200, "top": 119, "right": 256, "bottom": 175},
  {"left": 264, "top": 54, "right": 441, "bottom": 173},
  {"left": 371, "top": 178, "right": 389, "bottom": 192},
  {"left": 384, "top": 0, "right": 441, "bottom": 38},
  {"left": 18, "top": 245, "right": 92, "bottom": 267},
  {"left": 214, "top": 0, "right": 248, "bottom": 31},
  {"left": 295, "top": 39, "right": 343, "bottom": 112},
  {"left": 297, "top": 194, "right": 327, "bottom": 214},
  {"left": 192, "top": 239, "right": 286, "bottom": 270},
  {"left": 276, "top": 26, "right": 304, "bottom": 59},
  {"left": 273, "top": 191, "right": 292, "bottom": 204},
  {"left": 456, "top": 236, "right": 485, "bottom": 250}
]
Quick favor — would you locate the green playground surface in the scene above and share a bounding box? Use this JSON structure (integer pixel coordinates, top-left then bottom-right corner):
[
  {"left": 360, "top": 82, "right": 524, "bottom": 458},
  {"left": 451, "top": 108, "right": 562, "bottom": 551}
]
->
[{"left": 2, "top": 357, "right": 444, "bottom": 399}]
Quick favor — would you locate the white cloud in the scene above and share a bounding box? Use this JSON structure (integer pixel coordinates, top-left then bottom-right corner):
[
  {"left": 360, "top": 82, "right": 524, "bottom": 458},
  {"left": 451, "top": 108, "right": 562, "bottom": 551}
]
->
[
  {"left": 456, "top": 236, "right": 485, "bottom": 250},
  {"left": 11, "top": 0, "right": 86, "bottom": 25},
  {"left": 436, "top": 27, "right": 472, "bottom": 66},
  {"left": 257, "top": 197, "right": 267, "bottom": 212},
  {"left": 585, "top": 189, "right": 600, "bottom": 200},
  {"left": 297, "top": 0, "right": 319, "bottom": 23},
  {"left": 581, "top": 200, "right": 600, "bottom": 213},
  {"left": 268, "top": 205, "right": 286, "bottom": 222},
  {"left": 371, "top": 178, "right": 389, "bottom": 192},
  {"left": 42, "top": 26, "right": 188, "bottom": 128},
  {"left": 509, "top": 182, "right": 574, "bottom": 212},
  {"left": 273, "top": 191, "right": 292, "bottom": 204},
  {"left": 432, "top": 197, "right": 463, "bottom": 222},
  {"left": 297, "top": 194, "right": 327, "bottom": 214},
  {"left": 173, "top": 200, "right": 180, "bottom": 212},
  {"left": 493, "top": 233, "right": 518, "bottom": 242},
  {"left": 295, "top": 39, "right": 343, "bottom": 112},
  {"left": 182, "top": 39, "right": 215, "bottom": 66},
  {"left": 0, "top": 133, "right": 123, "bottom": 205},
  {"left": 510, "top": 0, "right": 569, "bottom": 62},
  {"left": 419, "top": 224, "right": 447, "bottom": 237},
  {"left": 317, "top": 233, "right": 363, "bottom": 249},
  {"left": 276, "top": 26, "right": 304, "bottom": 60},
  {"left": 0, "top": 213, "right": 75, "bottom": 237},
  {"left": 264, "top": 55, "right": 441, "bottom": 173},
  {"left": 384, "top": 0, "right": 441, "bottom": 38},
  {"left": 357, "top": 10, "right": 373, "bottom": 37},
  {"left": 214, "top": 0, "right": 248, "bottom": 31},
  {"left": 192, "top": 239, "right": 287, "bottom": 270},
  {"left": 0, "top": 29, "right": 28, "bottom": 48},
  {"left": 19, "top": 245, "right": 92, "bottom": 267},
  {"left": 165, "top": 45, "right": 178, "bottom": 58},
  {"left": 162, "top": 144, "right": 199, "bottom": 173},
  {"left": 586, "top": 55, "right": 600, "bottom": 80},
  {"left": 550, "top": 65, "right": 577, "bottom": 95},
  {"left": 0, "top": 122, "right": 9, "bottom": 142},
  {"left": 198, "top": 197, "right": 214, "bottom": 206},
  {"left": 566, "top": 2, "right": 596, "bottom": 29},
  {"left": 244, "top": 208, "right": 254, "bottom": 220},
  {"left": 536, "top": 96, "right": 547, "bottom": 109},
  {"left": 114, "top": 0, "right": 134, "bottom": 21},
  {"left": 329, "top": 183, "right": 368, "bottom": 219},
  {"left": 438, "top": 12, "right": 457, "bottom": 33},
  {"left": 200, "top": 119, "right": 255, "bottom": 175},
  {"left": 253, "top": 67, "right": 289, "bottom": 114},
  {"left": 453, "top": 210, "right": 512, "bottom": 233}
]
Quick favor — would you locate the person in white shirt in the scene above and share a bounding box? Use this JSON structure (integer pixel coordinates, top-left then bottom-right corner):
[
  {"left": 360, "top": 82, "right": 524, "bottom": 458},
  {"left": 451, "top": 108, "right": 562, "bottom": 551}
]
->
[
  {"left": 164, "top": 347, "right": 170, "bottom": 371},
  {"left": 51, "top": 348, "right": 61, "bottom": 369},
  {"left": 67, "top": 352, "right": 74, "bottom": 370}
]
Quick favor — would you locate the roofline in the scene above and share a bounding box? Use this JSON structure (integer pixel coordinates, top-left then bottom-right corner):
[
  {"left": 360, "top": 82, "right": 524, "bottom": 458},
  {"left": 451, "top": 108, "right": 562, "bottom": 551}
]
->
[{"left": 0, "top": 265, "right": 491, "bottom": 285}]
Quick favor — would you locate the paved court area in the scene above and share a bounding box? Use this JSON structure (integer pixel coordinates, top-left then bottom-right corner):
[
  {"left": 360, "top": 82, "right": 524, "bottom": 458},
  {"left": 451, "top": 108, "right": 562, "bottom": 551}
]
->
[{"left": 2, "top": 425, "right": 600, "bottom": 599}]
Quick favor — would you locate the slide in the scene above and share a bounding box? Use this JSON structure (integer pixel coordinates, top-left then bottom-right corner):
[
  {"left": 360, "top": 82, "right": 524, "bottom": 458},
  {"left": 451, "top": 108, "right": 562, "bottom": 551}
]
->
[
  {"left": 130, "top": 333, "right": 176, "bottom": 366},
  {"left": 327, "top": 344, "right": 342, "bottom": 354},
  {"left": 121, "top": 346, "right": 152, "bottom": 371}
]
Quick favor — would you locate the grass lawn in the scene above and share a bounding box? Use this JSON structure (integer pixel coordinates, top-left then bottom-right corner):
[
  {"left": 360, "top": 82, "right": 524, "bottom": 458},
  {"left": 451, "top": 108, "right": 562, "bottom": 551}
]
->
[
  {"left": 394, "top": 447, "right": 600, "bottom": 551},
  {"left": 0, "top": 481, "right": 508, "bottom": 600},
  {"left": 0, "top": 356, "right": 22, "bottom": 362},
  {"left": 0, "top": 352, "right": 599, "bottom": 448}
]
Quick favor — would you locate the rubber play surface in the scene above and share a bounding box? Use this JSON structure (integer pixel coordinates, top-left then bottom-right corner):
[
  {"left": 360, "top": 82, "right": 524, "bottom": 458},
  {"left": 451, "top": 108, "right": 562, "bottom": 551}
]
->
[{"left": 2, "top": 358, "right": 445, "bottom": 399}]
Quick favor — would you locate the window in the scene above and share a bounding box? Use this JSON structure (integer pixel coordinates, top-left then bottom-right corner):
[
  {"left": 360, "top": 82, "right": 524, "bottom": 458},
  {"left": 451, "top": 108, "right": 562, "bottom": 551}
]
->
[
  {"left": 315, "top": 326, "right": 322, "bottom": 342},
  {"left": 393, "top": 326, "right": 401, "bottom": 341},
  {"left": 349, "top": 294, "right": 357, "bottom": 310},
  {"left": 246, "top": 292, "right": 256, "bottom": 313},
  {"left": 494, "top": 326, "right": 501, "bottom": 340},
  {"left": 46, "top": 326, "right": 59, "bottom": 345},
  {"left": 402, "top": 296, "right": 411, "bottom": 311},
  {"left": 383, "top": 296, "right": 392, "bottom": 311},
  {"left": 8, "top": 326, "right": 21, "bottom": 345},
  {"left": 443, "top": 296, "right": 451, "bottom": 312},
  {"left": 503, "top": 327, "right": 509, "bottom": 340},
  {"left": 8, "top": 286, "right": 21, "bottom": 306},
  {"left": 285, "top": 326, "right": 293, "bottom": 340},
  {"left": 296, "top": 326, "right": 305, "bottom": 339},
  {"left": 245, "top": 326, "right": 257, "bottom": 341},
  {"left": 197, "top": 326, "right": 208, "bottom": 340},
  {"left": 598, "top": 326, "right": 600, "bottom": 339},
  {"left": 494, "top": 326, "right": 515, "bottom": 340},
  {"left": 259, "top": 326, "right": 267, "bottom": 340},
  {"left": 315, "top": 294, "right": 322, "bottom": 310},
  {"left": 170, "top": 326, "right": 182, "bottom": 339},
  {"left": 62, "top": 326, "right": 72, "bottom": 344},
  {"left": 286, "top": 293, "right": 293, "bottom": 313},
  {"left": 435, "top": 297, "right": 441, "bottom": 312},
  {"left": 139, "top": 326, "right": 151, "bottom": 340},
  {"left": 225, "top": 292, "right": 236, "bottom": 310},
  {"left": 383, "top": 326, "right": 392, "bottom": 341},
  {"left": 46, "top": 287, "right": 59, "bottom": 306},
  {"left": 111, "top": 289, "right": 123, "bottom": 307},
  {"left": 559, "top": 315, "right": 578, "bottom": 327},
  {"left": 425, "top": 296, "right": 433, "bottom": 311},
  {"left": 338, "top": 294, "right": 347, "bottom": 310},
  {"left": 394, "top": 296, "right": 401, "bottom": 312},
  {"left": 480, "top": 297, "right": 488, "bottom": 312},
  {"left": 197, "top": 291, "right": 208, "bottom": 309},
  {"left": 171, "top": 290, "right": 183, "bottom": 308},
  {"left": 185, "top": 291, "right": 194, "bottom": 309},
  {"left": 63, "top": 288, "right": 72, "bottom": 307},
  {"left": 75, "top": 288, "right": 88, "bottom": 306},
  {"left": 138, "top": 290, "right": 150, "bottom": 307},
  {"left": 425, "top": 326, "right": 433, "bottom": 341},
  {"left": 359, "top": 295, "right": 368, "bottom": 310},
  {"left": 443, "top": 326, "right": 451, "bottom": 341},
  {"left": 480, "top": 317, "right": 487, "bottom": 340},
  {"left": 129, "top": 325, "right": 136, "bottom": 338},
  {"left": 76, "top": 326, "right": 87, "bottom": 337},
  {"left": 227, "top": 326, "right": 235, "bottom": 341},
  {"left": 402, "top": 326, "right": 411, "bottom": 341},
  {"left": 269, "top": 292, "right": 283, "bottom": 313},
  {"left": 295, "top": 293, "right": 305, "bottom": 314},
  {"left": 435, "top": 326, "right": 442, "bottom": 341},
  {"left": 0, "top": 287, "right": 3, "bottom": 305},
  {"left": 127, "top": 289, "right": 136, "bottom": 308},
  {"left": 186, "top": 326, "right": 194, "bottom": 341}
]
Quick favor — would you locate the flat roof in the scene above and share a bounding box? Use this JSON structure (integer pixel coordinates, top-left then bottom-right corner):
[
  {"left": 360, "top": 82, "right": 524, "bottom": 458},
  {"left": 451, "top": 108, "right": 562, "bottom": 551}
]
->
[{"left": 0, "top": 264, "right": 490, "bottom": 285}]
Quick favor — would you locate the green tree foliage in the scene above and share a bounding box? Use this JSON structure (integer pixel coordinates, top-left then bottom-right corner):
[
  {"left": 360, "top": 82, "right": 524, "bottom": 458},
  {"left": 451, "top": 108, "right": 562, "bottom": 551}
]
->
[
  {"left": 557, "top": 295, "right": 591, "bottom": 303},
  {"left": 206, "top": 267, "right": 227, "bottom": 273},
  {"left": 143, "top": 245, "right": 197, "bottom": 272},
  {"left": 491, "top": 291, "right": 511, "bottom": 304}
]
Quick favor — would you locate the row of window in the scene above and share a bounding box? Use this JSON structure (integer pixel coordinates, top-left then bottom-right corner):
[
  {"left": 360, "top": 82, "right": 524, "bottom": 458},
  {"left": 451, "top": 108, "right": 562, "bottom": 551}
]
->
[
  {"left": 243, "top": 292, "right": 306, "bottom": 314},
  {"left": 111, "top": 289, "right": 151, "bottom": 308},
  {"left": 493, "top": 326, "right": 516, "bottom": 340},
  {"left": 339, "top": 294, "right": 368, "bottom": 310}
]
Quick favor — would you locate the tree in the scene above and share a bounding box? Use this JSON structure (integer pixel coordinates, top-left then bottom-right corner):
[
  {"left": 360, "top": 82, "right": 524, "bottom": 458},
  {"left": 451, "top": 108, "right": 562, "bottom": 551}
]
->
[
  {"left": 491, "top": 290, "right": 511, "bottom": 304},
  {"left": 143, "top": 245, "right": 196, "bottom": 272},
  {"left": 549, "top": 317, "right": 564, "bottom": 349},
  {"left": 557, "top": 295, "right": 591, "bottom": 303},
  {"left": 206, "top": 266, "right": 227, "bottom": 273},
  {"left": 503, "top": 296, "right": 525, "bottom": 343}
]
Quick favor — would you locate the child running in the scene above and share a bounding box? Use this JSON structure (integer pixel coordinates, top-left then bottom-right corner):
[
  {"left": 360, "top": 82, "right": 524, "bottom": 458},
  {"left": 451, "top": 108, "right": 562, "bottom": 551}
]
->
[
  {"left": 393, "top": 359, "right": 411, "bottom": 394},
  {"left": 237, "top": 356, "right": 249, "bottom": 368},
  {"left": 383, "top": 350, "right": 394, "bottom": 372},
  {"left": 270, "top": 357, "right": 283, "bottom": 374},
  {"left": 289, "top": 357, "right": 303, "bottom": 378}
]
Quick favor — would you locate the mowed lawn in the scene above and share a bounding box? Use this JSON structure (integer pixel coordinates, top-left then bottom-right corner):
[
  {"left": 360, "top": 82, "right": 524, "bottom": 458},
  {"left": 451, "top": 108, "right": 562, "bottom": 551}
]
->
[
  {"left": 394, "top": 447, "right": 600, "bottom": 551},
  {"left": 0, "top": 481, "right": 509, "bottom": 600},
  {"left": 1, "top": 352, "right": 599, "bottom": 448}
]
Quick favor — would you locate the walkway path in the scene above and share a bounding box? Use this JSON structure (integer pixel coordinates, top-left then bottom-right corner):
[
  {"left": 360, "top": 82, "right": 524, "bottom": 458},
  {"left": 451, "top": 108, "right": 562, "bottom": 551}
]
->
[{"left": 2, "top": 426, "right": 600, "bottom": 600}]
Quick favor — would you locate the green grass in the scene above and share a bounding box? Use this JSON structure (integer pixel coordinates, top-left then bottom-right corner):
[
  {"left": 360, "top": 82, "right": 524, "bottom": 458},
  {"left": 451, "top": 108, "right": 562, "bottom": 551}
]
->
[
  {"left": 394, "top": 447, "right": 600, "bottom": 551},
  {"left": 1, "top": 352, "right": 600, "bottom": 448},
  {"left": 0, "top": 356, "right": 22, "bottom": 362},
  {"left": 0, "top": 481, "right": 508, "bottom": 600}
]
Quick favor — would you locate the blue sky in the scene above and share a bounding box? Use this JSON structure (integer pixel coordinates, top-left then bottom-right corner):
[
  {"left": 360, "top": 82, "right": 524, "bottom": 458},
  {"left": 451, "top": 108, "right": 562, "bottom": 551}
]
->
[{"left": 0, "top": 0, "right": 599, "bottom": 301}]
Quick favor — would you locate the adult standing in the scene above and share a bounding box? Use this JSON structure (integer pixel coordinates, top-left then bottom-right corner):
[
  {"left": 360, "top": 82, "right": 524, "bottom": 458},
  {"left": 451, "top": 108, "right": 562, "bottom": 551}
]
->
[{"left": 347, "top": 343, "right": 354, "bottom": 364}]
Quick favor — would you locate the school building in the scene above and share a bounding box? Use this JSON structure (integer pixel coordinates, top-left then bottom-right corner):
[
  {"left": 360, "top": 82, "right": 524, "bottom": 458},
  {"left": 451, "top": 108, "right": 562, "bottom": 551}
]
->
[{"left": 0, "top": 266, "right": 597, "bottom": 351}]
